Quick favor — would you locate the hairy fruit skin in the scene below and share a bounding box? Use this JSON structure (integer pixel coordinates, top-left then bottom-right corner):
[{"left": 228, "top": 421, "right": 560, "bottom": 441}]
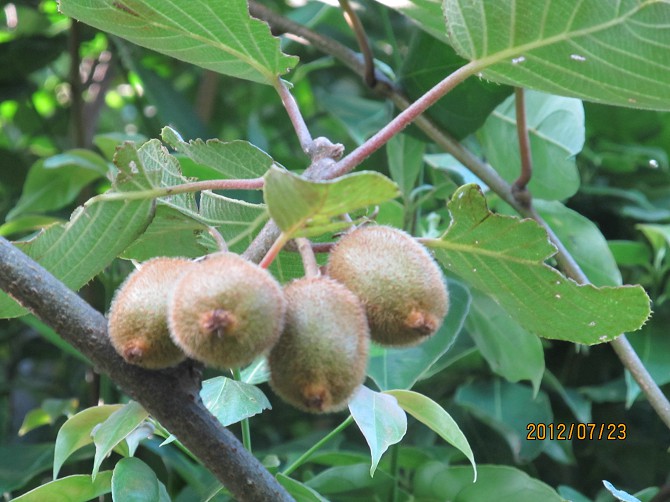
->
[
  {"left": 269, "top": 277, "right": 369, "bottom": 413},
  {"left": 168, "top": 253, "right": 286, "bottom": 369},
  {"left": 108, "top": 257, "right": 191, "bottom": 369},
  {"left": 327, "top": 225, "right": 449, "bottom": 346}
]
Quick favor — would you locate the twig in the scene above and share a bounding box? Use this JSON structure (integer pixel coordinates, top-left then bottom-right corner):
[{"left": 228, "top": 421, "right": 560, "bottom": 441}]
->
[
  {"left": 513, "top": 87, "right": 533, "bottom": 207},
  {"left": 338, "top": 0, "right": 376, "bottom": 87},
  {"left": 274, "top": 77, "right": 313, "bottom": 153},
  {"left": 0, "top": 237, "right": 292, "bottom": 501},
  {"left": 295, "top": 238, "right": 320, "bottom": 277},
  {"left": 207, "top": 226, "right": 228, "bottom": 252},
  {"left": 86, "top": 177, "right": 264, "bottom": 205}
]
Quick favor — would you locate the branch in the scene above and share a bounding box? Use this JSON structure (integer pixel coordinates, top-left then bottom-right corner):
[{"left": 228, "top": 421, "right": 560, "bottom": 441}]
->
[
  {"left": 513, "top": 87, "right": 532, "bottom": 207},
  {"left": 248, "top": 4, "right": 670, "bottom": 429},
  {"left": 0, "top": 237, "right": 292, "bottom": 502},
  {"left": 338, "top": 0, "right": 376, "bottom": 87}
]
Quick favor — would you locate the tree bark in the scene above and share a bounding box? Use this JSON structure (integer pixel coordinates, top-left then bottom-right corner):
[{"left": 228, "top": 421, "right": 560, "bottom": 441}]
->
[{"left": 0, "top": 236, "right": 292, "bottom": 502}]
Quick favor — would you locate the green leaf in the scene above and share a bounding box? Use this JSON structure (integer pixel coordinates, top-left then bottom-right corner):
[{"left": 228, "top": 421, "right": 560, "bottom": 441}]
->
[
  {"left": 112, "top": 458, "right": 160, "bottom": 502},
  {"left": 201, "top": 376, "right": 272, "bottom": 427},
  {"left": 59, "top": 0, "right": 297, "bottom": 85},
  {"left": 367, "top": 280, "right": 470, "bottom": 391},
  {"left": 444, "top": 0, "right": 670, "bottom": 110},
  {"left": 399, "top": 31, "right": 512, "bottom": 140},
  {"left": 466, "top": 290, "right": 545, "bottom": 394},
  {"left": 387, "top": 133, "right": 425, "bottom": 201},
  {"left": 264, "top": 167, "right": 400, "bottom": 238},
  {"left": 535, "top": 200, "right": 622, "bottom": 286},
  {"left": 413, "top": 463, "right": 563, "bottom": 501},
  {"left": 305, "top": 464, "right": 395, "bottom": 496},
  {"left": 92, "top": 401, "right": 149, "bottom": 479},
  {"left": 385, "top": 390, "right": 476, "bottom": 481},
  {"left": 0, "top": 444, "right": 54, "bottom": 493},
  {"left": 19, "top": 398, "right": 79, "bottom": 436},
  {"left": 239, "top": 357, "right": 270, "bottom": 385},
  {"left": 455, "top": 380, "right": 552, "bottom": 462},
  {"left": 429, "top": 184, "right": 650, "bottom": 344},
  {"left": 53, "top": 405, "right": 123, "bottom": 479},
  {"left": 348, "top": 386, "right": 407, "bottom": 476},
  {"left": 0, "top": 215, "right": 63, "bottom": 238},
  {"left": 276, "top": 474, "right": 329, "bottom": 502},
  {"left": 477, "top": 90, "right": 584, "bottom": 200},
  {"left": 162, "top": 126, "right": 275, "bottom": 179},
  {"left": 11, "top": 472, "right": 113, "bottom": 502},
  {"left": 372, "top": 0, "right": 446, "bottom": 42}
]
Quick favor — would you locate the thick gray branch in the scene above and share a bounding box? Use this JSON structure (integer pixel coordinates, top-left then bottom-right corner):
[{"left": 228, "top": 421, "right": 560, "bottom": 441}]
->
[{"left": 0, "top": 236, "right": 292, "bottom": 502}]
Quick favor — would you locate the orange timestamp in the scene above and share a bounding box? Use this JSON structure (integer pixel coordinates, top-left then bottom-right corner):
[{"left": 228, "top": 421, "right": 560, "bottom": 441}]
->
[{"left": 526, "top": 423, "right": 627, "bottom": 441}]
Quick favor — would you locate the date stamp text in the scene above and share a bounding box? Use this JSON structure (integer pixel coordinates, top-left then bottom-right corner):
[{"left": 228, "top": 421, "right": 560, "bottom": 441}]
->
[{"left": 526, "top": 423, "right": 626, "bottom": 441}]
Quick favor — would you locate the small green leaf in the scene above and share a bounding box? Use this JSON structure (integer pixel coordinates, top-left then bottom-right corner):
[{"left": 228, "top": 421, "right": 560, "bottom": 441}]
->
[
  {"left": 112, "top": 458, "right": 160, "bottom": 502},
  {"left": 348, "top": 385, "right": 407, "bottom": 476},
  {"left": 162, "top": 126, "right": 275, "bottom": 179},
  {"left": 478, "top": 91, "right": 584, "bottom": 200},
  {"left": 92, "top": 401, "right": 149, "bottom": 479},
  {"left": 19, "top": 398, "right": 78, "bottom": 436},
  {"left": 466, "top": 290, "right": 545, "bottom": 394},
  {"left": 455, "top": 380, "right": 552, "bottom": 462},
  {"left": 201, "top": 376, "right": 271, "bottom": 427},
  {"left": 445, "top": 0, "right": 670, "bottom": 110},
  {"left": 54, "top": 404, "right": 123, "bottom": 479},
  {"left": 429, "top": 184, "right": 651, "bottom": 344},
  {"left": 11, "top": 472, "right": 113, "bottom": 502},
  {"left": 276, "top": 474, "right": 329, "bottom": 502},
  {"left": 264, "top": 167, "right": 400, "bottom": 238},
  {"left": 59, "top": 0, "right": 297, "bottom": 85},
  {"left": 385, "top": 390, "right": 476, "bottom": 481},
  {"left": 367, "top": 280, "right": 470, "bottom": 391}
]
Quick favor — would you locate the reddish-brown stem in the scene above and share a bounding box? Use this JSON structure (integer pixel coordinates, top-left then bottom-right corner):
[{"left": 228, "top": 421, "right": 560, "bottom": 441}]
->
[
  {"left": 258, "top": 232, "right": 289, "bottom": 269},
  {"left": 327, "top": 60, "right": 482, "bottom": 179},
  {"left": 338, "top": 0, "right": 376, "bottom": 87},
  {"left": 513, "top": 87, "right": 533, "bottom": 206},
  {"left": 295, "top": 237, "right": 320, "bottom": 277},
  {"left": 274, "top": 77, "right": 313, "bottom": 153}
]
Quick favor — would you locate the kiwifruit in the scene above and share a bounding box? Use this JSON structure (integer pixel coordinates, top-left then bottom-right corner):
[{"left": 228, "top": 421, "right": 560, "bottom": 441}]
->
[
  {"left": 108, "top": 257, "right": 191, "bottom": 369},
  {"left": 168, "top": 252, "right": 286, "bottom": 369},
  {"left": 268, "top": 277, "right": 369, "bottom": 413},
  {"left": 327, "top": 225, "right": 449, "bottom": 346}
]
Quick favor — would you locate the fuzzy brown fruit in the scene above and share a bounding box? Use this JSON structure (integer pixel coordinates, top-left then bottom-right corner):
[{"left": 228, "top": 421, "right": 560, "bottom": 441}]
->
[
  {"left": 268, "top": 277, "right": 369, "bottom": 413},
  {"left": 168, "top": 252, "right": 286, "bottom": 369},
  {"left": 327, "top": 225, "right": 449, "bottom": 346},
  {"left": 108, "top": 257, "right": 191, "bottom": 369}
]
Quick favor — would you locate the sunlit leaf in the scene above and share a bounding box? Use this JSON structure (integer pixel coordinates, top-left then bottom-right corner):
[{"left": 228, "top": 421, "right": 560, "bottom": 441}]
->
[
  {"left": 444, "top": 0, "right": 670, "bottom": 110},
  {"left": 386, "top": 390, "right": 476, "bottom": 481},
  {"left": 201, "top": 376, "right": 271, "bottom": 427},
  {"left": 54, "top": 406, "right": 123, "bottom": 479},
  {"left": 348, "top": 386, "right": 407, "bottom": 476},
  {"left": 59, "top": 0, "right": 297, "bottom": 85},
  {"left": 429, "top": 184, "right": 650, "bottom": 344},
  {"left": 264, "top": 167, "right": 400, "bottom": 238},
  {"left": 11, "top": 472, "right": 113, "bottom": 502}
]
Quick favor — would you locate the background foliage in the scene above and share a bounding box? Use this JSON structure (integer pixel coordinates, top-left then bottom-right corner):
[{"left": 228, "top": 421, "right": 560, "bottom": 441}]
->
[{"left": 1, "top": 0, "right": 670, "bottom": 501}]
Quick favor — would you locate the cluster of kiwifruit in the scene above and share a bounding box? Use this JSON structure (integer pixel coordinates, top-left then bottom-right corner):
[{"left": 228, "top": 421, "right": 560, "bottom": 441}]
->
[{"left": 107, "top": 225, "right": 449, "bottom": 413}]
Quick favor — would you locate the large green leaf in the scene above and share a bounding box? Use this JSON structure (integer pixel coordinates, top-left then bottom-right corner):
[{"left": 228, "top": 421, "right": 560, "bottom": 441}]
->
[
  {"left": 477, "top": 90, "right": 584, "bottom": 200},
  {"left": 444, "top": 0, "right": 670, "bottom": 110},
  {"left": 367, "top": 280, "right": 470, "bottom": 391},
  {"left": 466, "top": 290, "right": 545, "bottom": 394},
  {"left": 92, "top": 401, "right": 149, "bottom": 479},
  {"left": 386, "top": 390, "right": 476, "bottom": 481},
  {"left": 58, "top": 0, "right": 297, "bottom": 85},
  {"left": 162, "top": 126, "right": 275, "bottom": 179},
  {"left": 372, "top": 0, "right": 446, "bottom": 42},
  {"left": 11, "top": 472, "right": 113, "bottom": 502},
  {"left": 413, "top": 463, "right": 563, "bottom": 501},
  {"left": 455, "top": 380, "right": 552, "bottom": 462},
  {"left": 111, "top": 458, "right": 160, "bottom": 502},
  {"left": 264, "top": 167, "right": 400, "bottom": 238},
  {"left": 0, "top": 196, "right": 153, "bottom": 319},
  {"left": 428, "top": 184, "right": 650, "bottom": 344},
  {"left": 348, "top": 386, "right": 407, "bottom": 476},
  {"left": 200, "top": 376, "right": 271, "bottom": 427},
  {"left": 54, "top": 405, "right": 124, "bottom": 479}
]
